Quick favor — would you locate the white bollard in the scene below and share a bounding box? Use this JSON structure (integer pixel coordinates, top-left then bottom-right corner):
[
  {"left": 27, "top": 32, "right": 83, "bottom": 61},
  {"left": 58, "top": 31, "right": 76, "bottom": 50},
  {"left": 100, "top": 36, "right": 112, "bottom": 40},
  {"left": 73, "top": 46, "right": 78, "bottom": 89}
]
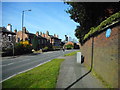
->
[{"left": 77, "top": 52, "right": 81, "bottom": 63}]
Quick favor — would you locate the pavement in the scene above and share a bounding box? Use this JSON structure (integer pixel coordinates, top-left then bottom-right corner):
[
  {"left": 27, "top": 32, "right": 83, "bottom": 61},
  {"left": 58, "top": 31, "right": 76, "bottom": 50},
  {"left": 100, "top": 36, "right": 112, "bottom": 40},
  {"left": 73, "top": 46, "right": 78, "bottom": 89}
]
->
[{"left": 56, "top": 54, "right": 105, "bottom": 89}]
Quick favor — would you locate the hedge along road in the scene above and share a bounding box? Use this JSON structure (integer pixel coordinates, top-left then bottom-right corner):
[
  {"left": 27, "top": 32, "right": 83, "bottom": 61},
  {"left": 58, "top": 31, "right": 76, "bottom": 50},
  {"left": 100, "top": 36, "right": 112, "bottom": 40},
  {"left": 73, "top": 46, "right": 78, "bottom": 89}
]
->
[{"left": 1, "top": 49, "right": 78, "bottom": 82}]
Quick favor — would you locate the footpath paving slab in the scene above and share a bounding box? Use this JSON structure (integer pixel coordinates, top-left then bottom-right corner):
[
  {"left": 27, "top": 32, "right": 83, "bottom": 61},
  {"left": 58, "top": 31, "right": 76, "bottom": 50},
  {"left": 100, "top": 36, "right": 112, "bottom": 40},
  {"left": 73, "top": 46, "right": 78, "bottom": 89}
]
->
[{"left": 56, "top": 55, "right": 105, "bottom": 88}]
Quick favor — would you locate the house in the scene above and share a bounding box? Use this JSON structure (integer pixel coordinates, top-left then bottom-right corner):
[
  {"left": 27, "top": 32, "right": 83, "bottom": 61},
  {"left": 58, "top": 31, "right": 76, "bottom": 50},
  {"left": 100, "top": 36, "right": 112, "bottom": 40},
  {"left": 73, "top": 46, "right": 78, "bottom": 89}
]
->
[
  {"left": 15, "top": 27, "right": 48, "bottom": 49},
  {"left": 65, "top": 41, "right": 80, "bottom": 49},
  {"left": 35, "top": 31, "right": 48, "bottom": 49},
  {"left": 0, "top": 26, "right": 16, "bottom": 50},
  {"left": 15, "top": 27, "right": 34, "bottom": 43},
  {"left": 40, "top": 31, "right": 61, "bottom": 47}
]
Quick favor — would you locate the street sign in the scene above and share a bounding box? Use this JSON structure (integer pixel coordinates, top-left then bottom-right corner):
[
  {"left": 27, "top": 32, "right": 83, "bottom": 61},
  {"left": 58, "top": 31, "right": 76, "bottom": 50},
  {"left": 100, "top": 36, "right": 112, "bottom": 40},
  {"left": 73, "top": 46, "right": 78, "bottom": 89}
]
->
[{"left": 106, "top": 28, "right": 111, "bottom": 38}]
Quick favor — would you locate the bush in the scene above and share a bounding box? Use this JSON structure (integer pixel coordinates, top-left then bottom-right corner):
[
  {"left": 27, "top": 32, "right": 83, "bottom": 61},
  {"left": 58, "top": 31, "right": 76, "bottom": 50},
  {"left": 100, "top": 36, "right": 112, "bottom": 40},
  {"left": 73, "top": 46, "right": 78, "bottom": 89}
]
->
[
  {"left": 52, "top": 46, "right": 61, "bottom": 50},
  {"left": 32, "top": 35, "right": 39, "bottom": 51},
  {"left": 42, "top": 46, "right": 48, "bottom": 52},
  {"left": 65, "top": 44, "right": 74, "bottom": 49},
  {"left": 2, "top": 42, "right": 33, "bottom": 57},
  {"left": 15, "top": 43, "right": 33, "bottom": 55}
]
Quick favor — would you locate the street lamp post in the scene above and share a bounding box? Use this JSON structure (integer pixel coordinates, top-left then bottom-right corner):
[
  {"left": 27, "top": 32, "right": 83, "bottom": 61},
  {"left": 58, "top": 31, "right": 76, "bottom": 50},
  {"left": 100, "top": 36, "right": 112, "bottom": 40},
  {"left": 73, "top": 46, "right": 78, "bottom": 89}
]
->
[{"left": 22, "top": 9, "right": 31, "bottom": 42}]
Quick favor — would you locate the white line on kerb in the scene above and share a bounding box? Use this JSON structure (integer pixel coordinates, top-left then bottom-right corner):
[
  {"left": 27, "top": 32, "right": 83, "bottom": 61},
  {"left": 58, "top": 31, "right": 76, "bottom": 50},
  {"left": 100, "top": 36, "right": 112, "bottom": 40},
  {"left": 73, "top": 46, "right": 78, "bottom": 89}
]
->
[{"left": 0, "top": 60, "right": 51, "bottom": 83}]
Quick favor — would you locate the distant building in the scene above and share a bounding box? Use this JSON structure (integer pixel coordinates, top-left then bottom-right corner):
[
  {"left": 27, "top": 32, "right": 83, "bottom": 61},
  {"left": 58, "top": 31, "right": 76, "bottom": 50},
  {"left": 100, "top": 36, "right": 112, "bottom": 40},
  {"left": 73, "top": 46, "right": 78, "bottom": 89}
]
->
[
  {"left": 65, "top": 41, "right": 80, "bottom": 49},
  {"left": 41, "top": 31, "right": 61, "bottom": 47},
  {"left": 65, "top": 41, "right": 74, "bottom": 46}
]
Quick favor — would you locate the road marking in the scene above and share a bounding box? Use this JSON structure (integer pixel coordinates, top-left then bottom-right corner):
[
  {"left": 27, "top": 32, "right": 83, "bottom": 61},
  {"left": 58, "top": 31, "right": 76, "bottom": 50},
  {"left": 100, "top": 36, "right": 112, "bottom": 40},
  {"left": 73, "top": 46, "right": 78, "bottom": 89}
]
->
[
  {"left": 20, "top": 59, "right": 30, "bottom": 62},
  {"left": 2, "top": 59, "right": 31, "bottom": 67},
  {"left": 0, "top": 59, "right": 51, "bottom": 83},
  {"left": 2, "top": 63, "right": 14, "bottom": 67}
]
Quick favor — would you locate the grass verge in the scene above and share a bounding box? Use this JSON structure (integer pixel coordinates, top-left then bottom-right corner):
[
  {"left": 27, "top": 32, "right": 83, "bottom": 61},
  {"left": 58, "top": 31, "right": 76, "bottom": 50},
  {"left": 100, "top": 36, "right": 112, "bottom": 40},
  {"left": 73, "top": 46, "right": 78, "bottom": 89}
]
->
[
  {"left": 2, "top": 58, "right": 64, "bottom": 88},
  {"left": 64, "top": 50, "right": 80, "bottom": 56},
  {"left": 85, "top": 64, "right": 113, "bottom": 88}
]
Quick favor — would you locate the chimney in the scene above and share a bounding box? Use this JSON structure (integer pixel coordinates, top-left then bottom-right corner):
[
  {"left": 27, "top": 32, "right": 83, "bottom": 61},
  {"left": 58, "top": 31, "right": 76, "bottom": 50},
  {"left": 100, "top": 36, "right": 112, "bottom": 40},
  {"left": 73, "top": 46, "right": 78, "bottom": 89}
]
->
[
  {"left": 36, "top": 31, "right": 39, "bottom": 36},
  {"left": 54, "top": 34, "right": 56, "bottom": 37},
  {"left": 42, "top": 33, "right": 45, "bottom": 37},
  {"left": 22, "top": 27, "right": 26, "bottom": 33},
  {"left": 14, "top": 29, "right": 17, "bottom": 33},
  {"left": 6, "top": 24, "right": 12, "bottom": 31},
  {"left": 40, "top": 32, "right": 42, "bottom": 36},
  {"left": 56, "top": 35, "right": 59, "bottom": 38},
  {"left": 46, "top": 31, "right": 49, "bottom": 35}
]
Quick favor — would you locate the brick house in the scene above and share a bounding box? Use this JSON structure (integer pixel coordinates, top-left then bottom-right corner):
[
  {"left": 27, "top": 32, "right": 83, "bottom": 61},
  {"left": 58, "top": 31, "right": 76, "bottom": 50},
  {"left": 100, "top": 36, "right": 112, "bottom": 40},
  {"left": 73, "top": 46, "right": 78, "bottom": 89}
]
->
[
  {"left": 15, "top": 27, "right": 34, "bottom": 43},
  {"left": 35, "top": 31, "right": 47, "bottom": 49},
  {"left": 15, "top": 27, "right": 48, "bottom": 49},
  {"left": 65, "top": 41, "right": 80, "bottom": 49},
  {"left": 40, "top": 31, "right": 61, "bottom": 47}
]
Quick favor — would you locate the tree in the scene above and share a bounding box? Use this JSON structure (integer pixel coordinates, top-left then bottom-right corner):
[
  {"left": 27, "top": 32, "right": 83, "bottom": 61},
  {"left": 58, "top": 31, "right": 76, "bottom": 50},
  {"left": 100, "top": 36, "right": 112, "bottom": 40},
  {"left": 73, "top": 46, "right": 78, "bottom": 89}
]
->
[
  {"left": 65, "top": 2, "right": 120, "bottom": 44},
  {"left": 32, "top": 35, "right": 39, "bottom": 51}
]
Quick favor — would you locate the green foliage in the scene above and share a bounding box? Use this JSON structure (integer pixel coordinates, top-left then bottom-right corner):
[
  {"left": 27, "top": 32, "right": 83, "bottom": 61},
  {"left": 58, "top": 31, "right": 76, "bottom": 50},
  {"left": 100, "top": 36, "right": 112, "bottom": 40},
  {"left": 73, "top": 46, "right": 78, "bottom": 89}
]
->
[
  {"left": 84, "top": 11, "right": 120, "bottom": 40},
  {"left": 2, "top": 58, "right": 64, "bottom": 88},
  {"left": 42, "top": 46, "right": 48, "bottom": 52},
  {"left": 2, "top": 43, "right": 33, "bottom": 56},
  {"left": 52, "top": 46, "right": 61, "bottom": 50},
  {"left": 15, "top": 43, "right": 32, "bottom": 55},
  {"left": 65, "top": 2, "right": 120, "bottom": 45},
  {"left": 65, "top": 44, "right": 74, "bottom": 49},
  {"left": 32, "top": 35, "right": 39, "bottom": 51}
]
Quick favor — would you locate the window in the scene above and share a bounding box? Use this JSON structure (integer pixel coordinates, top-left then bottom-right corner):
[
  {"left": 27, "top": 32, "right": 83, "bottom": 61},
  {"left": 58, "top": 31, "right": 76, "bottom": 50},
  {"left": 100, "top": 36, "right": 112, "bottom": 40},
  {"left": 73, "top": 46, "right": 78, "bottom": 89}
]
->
[{"left": 18, "top": 37, "right": 20, "bottom": 42}]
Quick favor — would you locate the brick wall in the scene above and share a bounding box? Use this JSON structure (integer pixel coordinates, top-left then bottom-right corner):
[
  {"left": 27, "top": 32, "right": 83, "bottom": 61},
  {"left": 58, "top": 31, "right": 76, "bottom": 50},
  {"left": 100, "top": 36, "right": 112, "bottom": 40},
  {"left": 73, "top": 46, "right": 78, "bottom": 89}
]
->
[{"left": 80, "top": 24, "right": 120, "bottom": 88}]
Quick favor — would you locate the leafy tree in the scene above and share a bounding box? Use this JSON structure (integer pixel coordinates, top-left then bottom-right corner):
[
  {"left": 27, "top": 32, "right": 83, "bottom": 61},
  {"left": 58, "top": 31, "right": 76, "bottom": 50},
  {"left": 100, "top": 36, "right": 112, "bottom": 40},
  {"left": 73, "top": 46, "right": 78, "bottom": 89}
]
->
[
  {"left": 32, "top": 35, "right": 39, "bottom": 51},
  {"left": 65, "top": 2, "right": 120, "bottom": 45}
]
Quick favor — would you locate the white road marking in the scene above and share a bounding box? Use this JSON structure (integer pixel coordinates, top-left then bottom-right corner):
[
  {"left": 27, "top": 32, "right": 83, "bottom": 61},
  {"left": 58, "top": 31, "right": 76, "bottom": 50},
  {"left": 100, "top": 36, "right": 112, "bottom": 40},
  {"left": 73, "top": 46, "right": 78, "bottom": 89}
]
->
[
  {"left": 20, "top": 59, "right": 31, "bottom": 62},
  {"left": 2, "top": 63, "right": 14, "bottom": 67},
  {"left": 0, "top": 59, "right": 51, "bottom": 83},
  {"left": 2, "top": 59, "right": 31, "bottom": 67}
]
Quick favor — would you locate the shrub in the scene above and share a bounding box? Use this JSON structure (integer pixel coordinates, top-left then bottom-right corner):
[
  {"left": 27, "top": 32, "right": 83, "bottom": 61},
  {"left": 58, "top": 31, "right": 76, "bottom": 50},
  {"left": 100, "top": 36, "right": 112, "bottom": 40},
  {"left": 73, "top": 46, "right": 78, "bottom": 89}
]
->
[
  {"left": 42, "top": 46, "right": 48, "bottom": 52},
  {"left": 65, "top": 44, "right": 74, "bottom": 49},
  {"left": 84, "top": 11, "right": 120, "bottom": 40},
  {"left": 15, "top": 43, "right": 33, "bottom": 55},
  {"left": 32, "top": 35, "right": 39, "bottom": 51},
  {"left": 2, "top": 42, "right": 33, "bottom": 57}
]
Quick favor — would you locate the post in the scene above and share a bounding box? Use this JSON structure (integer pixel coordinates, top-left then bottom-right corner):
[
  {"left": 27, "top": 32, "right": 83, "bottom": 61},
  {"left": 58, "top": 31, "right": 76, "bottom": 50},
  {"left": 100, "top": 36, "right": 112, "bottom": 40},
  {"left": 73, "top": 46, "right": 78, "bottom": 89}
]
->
[
  {"left": 12, "top": 35, "right": 15, "bottom": 57},
  {"left": 22, "top": 11, "right": 24, "bottom": 43}
]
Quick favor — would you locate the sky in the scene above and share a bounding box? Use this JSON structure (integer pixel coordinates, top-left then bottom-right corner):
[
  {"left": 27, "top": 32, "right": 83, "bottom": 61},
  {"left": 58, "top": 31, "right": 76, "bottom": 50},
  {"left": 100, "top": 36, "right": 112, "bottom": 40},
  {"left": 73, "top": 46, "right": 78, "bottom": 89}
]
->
[{"left": 2, "top": 2, "right": 79, "bottom": 41}]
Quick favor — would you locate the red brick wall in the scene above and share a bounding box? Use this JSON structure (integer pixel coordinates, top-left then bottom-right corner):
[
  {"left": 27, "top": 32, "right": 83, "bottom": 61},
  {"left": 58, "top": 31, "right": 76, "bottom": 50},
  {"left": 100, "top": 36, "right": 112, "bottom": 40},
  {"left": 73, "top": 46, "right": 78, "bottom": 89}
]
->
[{"left": 80, "top": 24, "right": 120, "bottom": 88}]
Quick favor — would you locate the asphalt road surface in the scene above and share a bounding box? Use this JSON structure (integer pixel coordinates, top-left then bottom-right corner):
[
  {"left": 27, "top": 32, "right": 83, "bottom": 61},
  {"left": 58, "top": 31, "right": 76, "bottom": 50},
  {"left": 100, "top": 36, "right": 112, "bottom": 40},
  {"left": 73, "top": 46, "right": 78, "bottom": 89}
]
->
[{"left": 1, "top": 49, "right": 78, "bottom": 82}]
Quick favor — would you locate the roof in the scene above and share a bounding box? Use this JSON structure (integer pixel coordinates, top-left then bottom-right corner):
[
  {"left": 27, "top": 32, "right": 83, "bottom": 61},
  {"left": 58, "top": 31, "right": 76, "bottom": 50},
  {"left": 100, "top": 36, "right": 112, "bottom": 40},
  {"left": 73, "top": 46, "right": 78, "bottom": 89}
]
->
[
  {"left": 37, "top": 35, "right": 47, "bottom": 39},
  {"left": 83, "top": 11, "right": 120, "bottom": 41},
  {"left": 25, "top": 32, "right": 35, "bottom": 36},
  {"left": 0, "top": 27, "right": 16, "bottom": 35},
  {"left": 49, "top": 35, "right": 61, "bottom": 40}
]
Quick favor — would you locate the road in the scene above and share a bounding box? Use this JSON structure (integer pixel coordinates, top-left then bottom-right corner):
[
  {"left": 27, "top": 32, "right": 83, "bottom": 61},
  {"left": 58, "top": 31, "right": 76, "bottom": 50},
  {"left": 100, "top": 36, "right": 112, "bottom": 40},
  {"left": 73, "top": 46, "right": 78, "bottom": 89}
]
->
[{"left": 1, "top": 49, "right": 78, "bottom": 82}]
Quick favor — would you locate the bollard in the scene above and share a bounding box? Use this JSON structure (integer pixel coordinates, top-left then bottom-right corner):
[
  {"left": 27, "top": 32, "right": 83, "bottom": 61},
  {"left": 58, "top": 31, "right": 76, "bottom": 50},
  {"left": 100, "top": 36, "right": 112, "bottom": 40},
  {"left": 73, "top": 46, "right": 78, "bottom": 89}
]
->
[
  {"left": 77, "top": 52, "right": 81, "bottom": 63},
  {"left": 77, "top": 52, "right": 84, "bottom": 64}
]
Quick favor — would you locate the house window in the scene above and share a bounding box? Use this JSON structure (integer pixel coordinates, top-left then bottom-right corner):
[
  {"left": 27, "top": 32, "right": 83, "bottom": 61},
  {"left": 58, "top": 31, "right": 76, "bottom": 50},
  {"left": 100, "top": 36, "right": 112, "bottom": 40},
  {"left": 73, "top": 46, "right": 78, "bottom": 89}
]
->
[
  {"left": 8, "top": 36, "right": 11, "bottom": 41},
  {"left": 18, "top": 37, "right": 20, "bottom": 42}
]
